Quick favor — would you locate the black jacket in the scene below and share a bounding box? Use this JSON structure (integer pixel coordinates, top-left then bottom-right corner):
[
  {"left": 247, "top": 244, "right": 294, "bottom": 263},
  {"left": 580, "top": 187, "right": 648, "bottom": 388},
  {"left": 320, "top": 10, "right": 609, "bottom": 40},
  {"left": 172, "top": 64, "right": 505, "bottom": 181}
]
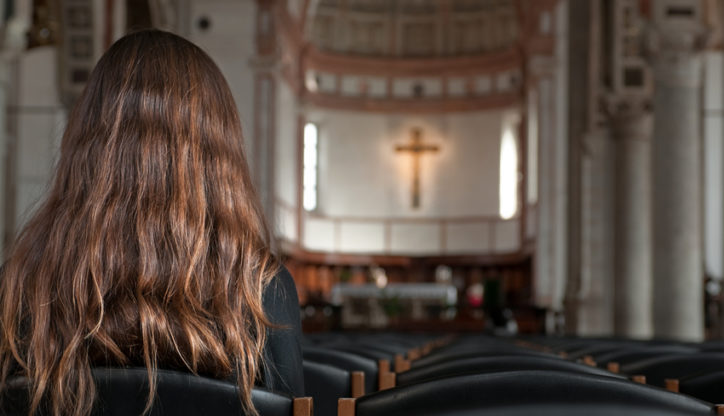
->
[{"left": 261, "top": 266, "right": 305, "bottom": 397}]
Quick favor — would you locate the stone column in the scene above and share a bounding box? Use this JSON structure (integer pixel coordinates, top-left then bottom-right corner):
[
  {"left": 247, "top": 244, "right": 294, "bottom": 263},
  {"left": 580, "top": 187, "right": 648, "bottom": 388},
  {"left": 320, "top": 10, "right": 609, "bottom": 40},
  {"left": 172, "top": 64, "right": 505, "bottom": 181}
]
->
[
  {"left": 649, "top": 10, "right": 705, "bottom": 341},
  {"left": 578, "top": 127, "right": 616, "bottom": 336},
  {"left": 528, "top": 55, "right": 557, "bottom": 313},
  {"left": 250, "top": 0, "right": 278, "bottom": 226},
  {"left": 611, "top": 103, "right": 653, "bottom": 339},
  {"left": 0, "top": 59, "right": 9, "bottom": 255},
  {"left": 1, "top": 8, "right": 32, "bottom": 251}
]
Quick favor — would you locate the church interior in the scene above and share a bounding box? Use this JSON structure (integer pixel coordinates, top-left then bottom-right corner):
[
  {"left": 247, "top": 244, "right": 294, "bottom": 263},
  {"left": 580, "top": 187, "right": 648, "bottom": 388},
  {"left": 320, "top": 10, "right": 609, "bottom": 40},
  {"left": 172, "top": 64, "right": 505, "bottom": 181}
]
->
[{"left": 8, "top": 0, "right": 724, "bottom": 414}]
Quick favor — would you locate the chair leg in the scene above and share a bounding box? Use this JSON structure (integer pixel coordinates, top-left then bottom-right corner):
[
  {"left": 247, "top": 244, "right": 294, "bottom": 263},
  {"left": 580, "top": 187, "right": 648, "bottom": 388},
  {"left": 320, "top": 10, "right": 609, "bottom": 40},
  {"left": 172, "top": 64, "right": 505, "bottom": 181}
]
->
[
  {"left": 293, "top": 397, "right": 313, "bottom": 416},
  {"left": 631, "top": 375, "right": 646, "bottom": 384},
  {"left": 394, "top": 354, "right": 410, "bottom": 372},
  {"left": 351, "top": 371, "right": 365, "bottom": 398},
  {"left": 665, "top": 379, "right": 679, "bottom": 393},
  {"left": 607, "top": 362, "right": 620, "bottom": 374},
  {"left": 378, "top": 359, "right": 390, "bottom": 374},
  {"left": 407, "top": 348, "right": 421, "bottom": 361},
  {"left": 379, "top": 371, "right": 396, "bottom": 391},
  {"left": 338, "top": 398, "right": 356, "bottom": 416}
]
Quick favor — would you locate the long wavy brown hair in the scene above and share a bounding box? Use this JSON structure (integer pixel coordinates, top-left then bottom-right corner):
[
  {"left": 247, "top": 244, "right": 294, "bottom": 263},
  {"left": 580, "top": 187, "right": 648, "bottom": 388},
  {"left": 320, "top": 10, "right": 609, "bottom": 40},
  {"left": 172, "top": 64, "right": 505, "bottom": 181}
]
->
[{"left": 0, "top": 29, "right": 277, "bottom": 416}]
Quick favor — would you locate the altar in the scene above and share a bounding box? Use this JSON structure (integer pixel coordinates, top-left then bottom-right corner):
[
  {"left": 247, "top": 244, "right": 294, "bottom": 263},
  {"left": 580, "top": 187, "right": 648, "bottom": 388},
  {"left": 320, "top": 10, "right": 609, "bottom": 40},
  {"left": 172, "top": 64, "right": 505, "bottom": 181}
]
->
[{"left": 330, "top": 283, "right": 458, "bottom": 328}]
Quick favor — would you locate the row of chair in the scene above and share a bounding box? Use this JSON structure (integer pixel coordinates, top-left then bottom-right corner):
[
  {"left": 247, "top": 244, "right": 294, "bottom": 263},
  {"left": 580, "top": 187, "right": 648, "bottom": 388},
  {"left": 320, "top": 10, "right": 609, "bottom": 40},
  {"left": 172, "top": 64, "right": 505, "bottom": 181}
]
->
[
  {"left": 523, "top": 335, "right": 724, "bottom": 406},
  {"left": 302, "top": 333, "right": 724, "bottom": 416},
  {"left": 8, "top": 333, "right": 724, "bottom": 415},
  {"left": 301, "top": 332, "right": 446, "bottom": 416}
]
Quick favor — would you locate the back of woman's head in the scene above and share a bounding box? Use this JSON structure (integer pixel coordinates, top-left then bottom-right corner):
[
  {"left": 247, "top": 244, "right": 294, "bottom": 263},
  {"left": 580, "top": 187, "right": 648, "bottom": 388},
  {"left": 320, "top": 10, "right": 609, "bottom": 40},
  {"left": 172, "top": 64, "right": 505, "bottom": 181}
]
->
[{"left": 0, "top": 29, "right": 276, "bottom": 416}]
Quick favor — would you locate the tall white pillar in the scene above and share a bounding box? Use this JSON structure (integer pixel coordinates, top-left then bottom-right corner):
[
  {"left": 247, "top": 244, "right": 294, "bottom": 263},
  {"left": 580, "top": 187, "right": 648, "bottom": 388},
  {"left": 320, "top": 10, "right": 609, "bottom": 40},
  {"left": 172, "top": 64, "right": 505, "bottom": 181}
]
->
[
  {"left": 529, "top": 55, "right": 556, "bottom": 311},
  {"left": 0, "top": 60, "right": 9, "bottom": 257},
  {"left": 578, "top": 127, "right": 616, "bottom": 336},
  {"left": 1, "top": 2, "right": 32, "bottom": 253},
  {"left": 612, "top": 105, "right": 653, "bottom": 339},
  {"left": 649, "top": 1, "right": 705, "bottom": 341}
]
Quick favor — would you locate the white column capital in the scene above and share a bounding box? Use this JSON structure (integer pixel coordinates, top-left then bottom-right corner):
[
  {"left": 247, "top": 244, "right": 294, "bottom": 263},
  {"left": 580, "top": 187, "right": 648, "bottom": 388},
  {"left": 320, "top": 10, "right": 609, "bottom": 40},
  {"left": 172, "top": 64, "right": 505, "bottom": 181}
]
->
[
  {"left": 646, "top": 28, "right": 706, "bottom": 87},
  {"left": 645, "top": 1, "right": 709, "bottom": 87},
  {"left": 605, "top": 98, "right": 653, "bottom": 140}
]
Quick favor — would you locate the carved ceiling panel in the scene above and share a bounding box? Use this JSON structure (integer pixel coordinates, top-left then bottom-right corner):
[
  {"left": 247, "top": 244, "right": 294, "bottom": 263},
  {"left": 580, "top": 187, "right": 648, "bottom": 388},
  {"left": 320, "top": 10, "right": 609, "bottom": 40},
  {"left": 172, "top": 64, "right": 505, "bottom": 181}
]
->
[
  {"left": 345, "top": 0, "right": 393, "bottom": 13},
  {"left": 307, "top": 0, "right": 519, "bottom": 57},
  {"left": 348, "top": 20, "right": 387, "bottom": 55},
  {"left": 402, "top": 21, "right": 437, "bottom": 56}
]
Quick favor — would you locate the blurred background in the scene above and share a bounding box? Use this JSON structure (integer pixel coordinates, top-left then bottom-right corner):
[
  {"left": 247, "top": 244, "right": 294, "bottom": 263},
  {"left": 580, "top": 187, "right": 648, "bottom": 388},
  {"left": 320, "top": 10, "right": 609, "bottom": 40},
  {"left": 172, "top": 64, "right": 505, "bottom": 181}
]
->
[{"left": 0, "top": 0, "right": 722, "bottom": 341}]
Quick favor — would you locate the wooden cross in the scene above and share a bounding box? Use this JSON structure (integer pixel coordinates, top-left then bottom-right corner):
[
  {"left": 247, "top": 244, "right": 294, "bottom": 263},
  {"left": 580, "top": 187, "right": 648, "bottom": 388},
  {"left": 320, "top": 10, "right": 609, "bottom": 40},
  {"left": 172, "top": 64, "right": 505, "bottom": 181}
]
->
[{"left": 395, "top": 128, "right": 439, "bottom": 208}]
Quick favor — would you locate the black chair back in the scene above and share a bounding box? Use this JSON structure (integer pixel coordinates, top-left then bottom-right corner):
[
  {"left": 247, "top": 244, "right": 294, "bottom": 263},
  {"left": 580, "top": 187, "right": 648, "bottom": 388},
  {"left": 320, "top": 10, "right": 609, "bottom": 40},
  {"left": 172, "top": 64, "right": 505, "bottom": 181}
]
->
[
  {"left": 397, "top": 355, "right": 623, "bottom": 386},
  {"left": 593, "top": 346, "right": 696, "bottom": 368},
  {"left": 621, "top": 352, "right": 724, "bottom": 387},
  {"left": 411, "top": 348, "right": 553, "bottom": 369},
  {"left": 1, "top": 367, "right": 295, "bottom": 416},
  {"left": 679, "top": 370, "right": 724, "bottom": 404},
  {"left": 566, "top": 343, "right": 639, "bottom": 361},
  {"left": 303, "top": 360, "right": 350, "bottom": 416},
  {"left": 302, "top": 346, "right": 377, "bottom": 392},
  {"left": 325, "top": 344, "right": 393, "bottom": 362},
  {"left": 353, "top": 370, "right": 714, "bottom": 416}
]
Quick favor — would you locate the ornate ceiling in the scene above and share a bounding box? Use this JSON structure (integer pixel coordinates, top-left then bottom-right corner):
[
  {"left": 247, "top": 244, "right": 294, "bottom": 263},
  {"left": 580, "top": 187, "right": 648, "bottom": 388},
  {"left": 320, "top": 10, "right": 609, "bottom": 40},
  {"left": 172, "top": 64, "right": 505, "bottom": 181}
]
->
[{"left": 305, "top": 0, "right": 519, "bottom": 57}]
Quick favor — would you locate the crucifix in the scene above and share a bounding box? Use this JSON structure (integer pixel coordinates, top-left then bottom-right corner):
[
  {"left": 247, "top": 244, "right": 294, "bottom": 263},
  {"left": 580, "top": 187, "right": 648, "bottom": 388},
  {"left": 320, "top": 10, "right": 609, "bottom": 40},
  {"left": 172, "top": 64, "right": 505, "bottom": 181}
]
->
[{"left": 395, "top": 128, "right": 439, "bottom": 209}]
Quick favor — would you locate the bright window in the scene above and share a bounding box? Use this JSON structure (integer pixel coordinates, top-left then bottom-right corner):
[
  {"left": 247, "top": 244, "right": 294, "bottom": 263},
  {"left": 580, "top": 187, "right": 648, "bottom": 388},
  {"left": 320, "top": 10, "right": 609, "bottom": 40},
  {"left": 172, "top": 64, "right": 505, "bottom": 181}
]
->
[
  {"left": 499, "top": 122, "right": 518, "bottom": 219},
  {"left": 303, "top": 123, "right": 318, "bottom": 211}
]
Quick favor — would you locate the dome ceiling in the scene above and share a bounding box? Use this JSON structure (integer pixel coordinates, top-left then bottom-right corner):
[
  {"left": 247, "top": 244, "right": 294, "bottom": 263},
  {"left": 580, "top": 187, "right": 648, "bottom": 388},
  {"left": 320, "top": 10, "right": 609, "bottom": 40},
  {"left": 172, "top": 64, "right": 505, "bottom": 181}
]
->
[{"left": 306, "top": 0, "right": 519, "bottom": 58}]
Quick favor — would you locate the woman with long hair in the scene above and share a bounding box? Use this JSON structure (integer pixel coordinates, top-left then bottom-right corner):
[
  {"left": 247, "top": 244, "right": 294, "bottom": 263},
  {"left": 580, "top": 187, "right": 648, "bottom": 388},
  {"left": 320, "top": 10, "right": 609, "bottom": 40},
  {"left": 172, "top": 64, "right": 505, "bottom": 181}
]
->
[{"left": 0, "top": 29, "right": 303, "bottom": 415}]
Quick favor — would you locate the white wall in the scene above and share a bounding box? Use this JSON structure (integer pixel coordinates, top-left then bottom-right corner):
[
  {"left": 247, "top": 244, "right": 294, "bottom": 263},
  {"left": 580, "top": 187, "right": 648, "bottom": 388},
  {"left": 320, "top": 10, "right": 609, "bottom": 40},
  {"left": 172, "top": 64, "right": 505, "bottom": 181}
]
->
[
  {"left": 188, "top": 0, "right": 257, "bottom": 167},
  {"left": 283, "top": 106, "right": 522, "bottom": 255},
  {"left": 307, "top": 108, "right": 505, "bottom": 218},
  {"left": 299, "top": 215, "right": 521, "bottom": 256},
  {"left": 13, "top": 47, "right": 65, "bottom": 229}
]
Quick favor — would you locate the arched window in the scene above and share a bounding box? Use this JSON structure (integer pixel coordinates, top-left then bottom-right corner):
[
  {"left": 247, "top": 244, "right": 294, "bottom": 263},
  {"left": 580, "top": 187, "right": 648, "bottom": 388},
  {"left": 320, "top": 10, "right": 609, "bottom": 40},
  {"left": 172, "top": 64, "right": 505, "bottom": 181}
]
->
[
  {"left": 303, "top": 122, "right": 318, "bottom": 211},
  {"left": 499, "top": 120, "right": 518, "bottom": 219}
]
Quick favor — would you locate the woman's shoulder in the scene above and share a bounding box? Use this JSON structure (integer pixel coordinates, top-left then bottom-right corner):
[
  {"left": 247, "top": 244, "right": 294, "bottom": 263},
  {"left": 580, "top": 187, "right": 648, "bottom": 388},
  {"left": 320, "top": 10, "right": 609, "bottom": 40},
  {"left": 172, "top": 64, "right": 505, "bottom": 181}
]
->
[
  {"left": 263, "top": 265, "right": 299, "bottom": 313},
  {"left": 260, "top": 264, "right": 305, "bottom": 397},
  {"left": 268, "top": 265, "right": 296, "bottom": 292},
  {"left": 262, "top": 264, "right": 302, "bottom": 335}
]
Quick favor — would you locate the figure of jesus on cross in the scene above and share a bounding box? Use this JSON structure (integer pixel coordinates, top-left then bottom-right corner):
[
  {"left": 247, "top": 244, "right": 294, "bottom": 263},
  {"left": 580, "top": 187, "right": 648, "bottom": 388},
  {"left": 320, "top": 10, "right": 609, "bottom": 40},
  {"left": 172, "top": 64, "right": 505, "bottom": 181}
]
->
[{"left": 395, "top": 128, "right": 439, "bottom": 209}]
